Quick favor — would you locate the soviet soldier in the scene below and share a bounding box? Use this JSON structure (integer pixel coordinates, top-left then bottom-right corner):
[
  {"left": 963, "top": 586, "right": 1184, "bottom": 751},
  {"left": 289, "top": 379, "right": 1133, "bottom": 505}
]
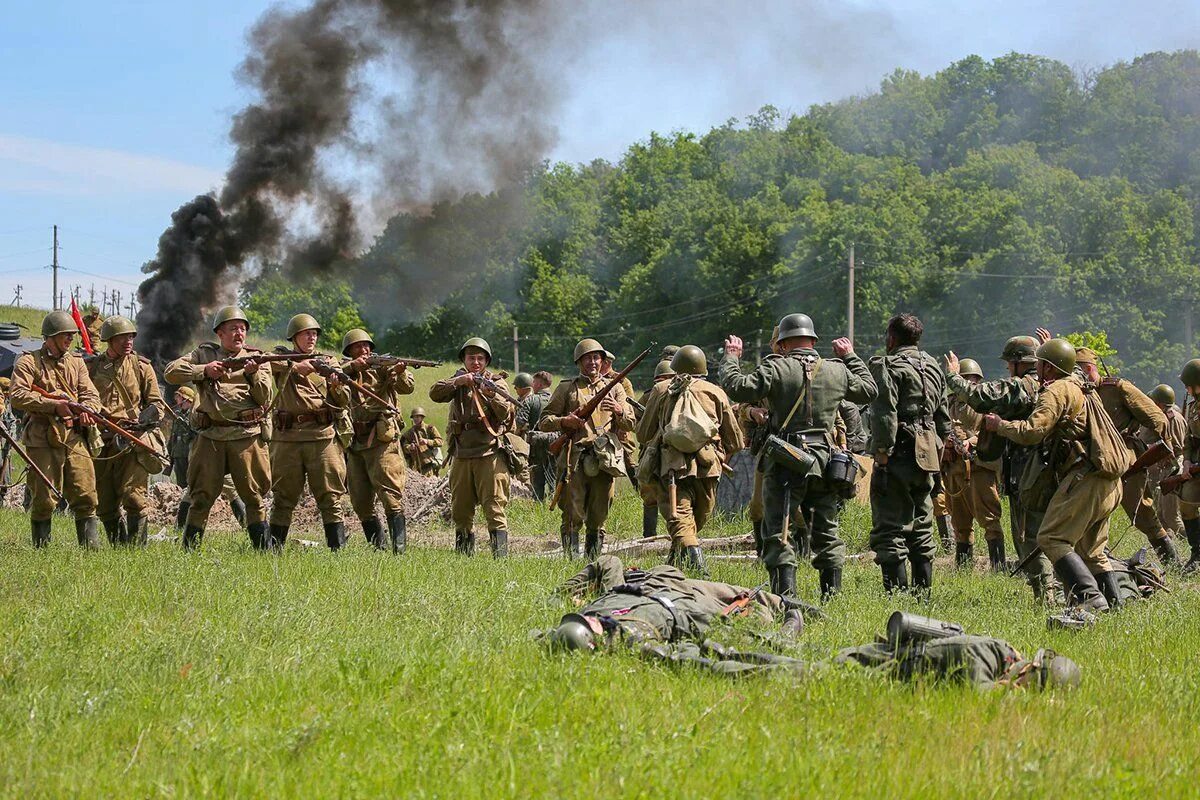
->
[
  {"left": 168, "top": 385, "right": 246, "bottom": 530},
  {"left": 515, "top": 370, "right": 554, "bottom": 501},
  {"left": 164, "top": 306, "right": 273, "bottom": 551},
  {"left": 637, "top": 360, "right": 676, "bottom": 539},
  {"left": 637, "top": 345, "right": 743, "bottom": 573},
  {"left": 720, "top": 314, "right": 877, "bottom": 600},
  {"left": 399, "top": 407, "right": 443, "bottom": 477},
  {"left": 429, "top": 337, "right": 515, "bottom": 557},
  {"left": 1169, "top": 359, "right": 1200, "bottom": 572},
  {"left": 340, "top": 328, "right": 414, "bottom": 552},
  {"left": 945, "top": 336, "right": 1053, "bottom": 600},
  {"left": 539, "top": 339, "right": 634, "bottom": 559},
  {"left": 983, "top": 339, "right": 1122, "bottom": 612},
  {"left": 86, "top": 315, "right": 163, "bottom": 546},
  {"left": 1074, "top": 347, "right": 1178, "bottom": 566},
  {"left": 1144, "top": 384, "right": 1186, "bottom": 539},
  {"left": 9, "top": 310, "right": 102, "bottom": 548},
  {"left": 942, "top": 358, "right": 1006, "bottom": 571},
  {"left": 868, "top": 314, "right": 951, "bottom": 594}
]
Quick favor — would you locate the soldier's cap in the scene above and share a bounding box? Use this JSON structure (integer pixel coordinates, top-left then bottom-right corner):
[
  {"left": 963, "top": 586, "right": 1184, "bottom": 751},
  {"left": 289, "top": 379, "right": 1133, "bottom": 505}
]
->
[
  {"left": 603, "top": 350, "right": 615, "bottom": 362},
  {"left": 1074, "top": 347, "right": 1097, "bottom": 365},
  {"left": 410, "top": 406, "right": 427, "bottom": 419},
  {"left": 175, "top": 386, "right": 198, "bottom": 403}
]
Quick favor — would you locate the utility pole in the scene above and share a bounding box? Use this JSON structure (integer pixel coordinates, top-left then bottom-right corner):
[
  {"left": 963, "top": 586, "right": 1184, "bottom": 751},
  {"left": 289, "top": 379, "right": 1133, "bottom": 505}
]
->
[
  {"left": 755, "top": 329, "right": 763, "bottom": 365},
  {"left": 847, "top": 243, "right": 855, "bottom": 343},
  {"left": 51, "top": 225, "right": 59, "bottom": 310},
  {"left": 512, "top": 324, "right": 520, "bottom": 374},
  {"left": 89, "top": 284, "right": 95, "bottom": 309},
  {"left": 11, "top": 285, "right": 21, "bottom": 308}
]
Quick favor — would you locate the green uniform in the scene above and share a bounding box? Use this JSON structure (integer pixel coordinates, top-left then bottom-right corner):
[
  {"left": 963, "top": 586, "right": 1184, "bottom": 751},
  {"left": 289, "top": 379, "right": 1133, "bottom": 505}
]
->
[
  {"left": 943, "top": 396, "right": 1003, "bottom": 547},
  {"left": 836, "top": 635, "right": 1055, "bottom": 690},
  {"left": 868, "top": 346, "right": 951, "bottom": 587},
  {"left": 516, "top": 388, "right": 553, "bottom": 501}
]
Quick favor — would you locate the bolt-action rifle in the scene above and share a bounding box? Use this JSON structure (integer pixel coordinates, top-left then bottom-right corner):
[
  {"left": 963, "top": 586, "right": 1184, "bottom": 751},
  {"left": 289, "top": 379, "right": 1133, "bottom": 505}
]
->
[
  {"left": 0, "top": 419, "right": 65, "bottom": 502},
  {"left": 364, "top": 354, "right": 443, "bottom": 369},
  {"left": 548, "top": 344, "right": 655, "bottom": 458},
  {"left": 30, "top": 385, "right": 169, "bottom": 468}
]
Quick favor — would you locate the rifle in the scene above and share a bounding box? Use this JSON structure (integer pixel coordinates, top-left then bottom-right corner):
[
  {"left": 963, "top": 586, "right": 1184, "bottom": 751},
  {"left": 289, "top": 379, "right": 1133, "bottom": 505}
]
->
[
  {"left": 627, "top": 396, "right": 647, "bottom": 416},
  {"left": 311, "top": 359, "right": 404, "bottom": 417},
  {"left": 1009, "top": 543, "right": 1045, "bottom": 578},
  {"left": 30, "top": 386, "right": 170, "bottom": 468},
  {"left": 548, "top": 344, "right": 655, "bottom": 458},
  {"left": 471, "top": 372, "right": 521, "bottom": 405},
  {"left": 1160, "top": 464, "right": 1199, "bottom": 496},
  {"left": 217, "top": 353, "right": 311, "bottom": 371},
  {"left": 365, "top": 354, "right": 443, "bottom": 369},
  {"left": 720, "top": 582, "right": 769, "bottom": 618},
  {"left": 1124, "top": 440, "right": 1172, "bottom": 478},
  {"left": 0, "top": 418, "right": 65, "bottom": 502}
]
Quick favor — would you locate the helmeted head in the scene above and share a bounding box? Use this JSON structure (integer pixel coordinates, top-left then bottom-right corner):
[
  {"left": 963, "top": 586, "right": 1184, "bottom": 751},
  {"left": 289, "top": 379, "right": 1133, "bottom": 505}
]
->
[
  {"left": 211, "top": 306, "right": 250, "bottom": 352},
  {"left": 653, "top": 359, "right": 675, "bottom": 381},
  {"left": 1148, "top": 384, "right": 1175, "bottom": 407},
  {"left": 341, "top": 328, "right": 374, "bottom": 358},
  {"left": 1181, "top": 359, "right": 1200, "bottom": 399},
  {"left": 958, "top": 358, "right": 983, "bottom": 381},
  {"left": 99, "top": 315, "right": 136, "bottom": 343},
  {"left": 550, "top": 614, "right": 602, "bottom": 652},
  {"left": 513, "top": 372, "right": 534, "bottom": 390},
  {"left": 574, "top": 338, "right": 605, "bottom": 379},
  {"left": 410, "top": 406, "right": 426, "bottom": 421},
  {"left": 1073, "top": 346, "right": 1101, "bottom": 382},
  {"left": 211, "top": 305, "right": 250, "bottom": 334},
  {"left": 671, "top": 345, "right": 707, "bottom": 376},
  {"left": 659, "top": 345, "right": 680, "bottom": 362},
  {"left": 175, "top": 385, "right": 198, "bottom": 407},
  {"left": 1036, "top": 338, "right": 1077, "bottom": 378},
  {"left": 1035, "top": 649, "right": 1081, "bottom": 690},
  {"left": 40, "top": 310, "right": 77, "bottom": 354},
  {"left": 777, "top": 313, "right": 818, "bottom": 349},
  {"left": 1000, "top": 335, "right": 1039, "bottom": 365},
  {"left": 286, "top": 313, "right": 321, "bottom": 353},
  {"left": 459, "top": 337, "right": 492, "bottom": 372}
]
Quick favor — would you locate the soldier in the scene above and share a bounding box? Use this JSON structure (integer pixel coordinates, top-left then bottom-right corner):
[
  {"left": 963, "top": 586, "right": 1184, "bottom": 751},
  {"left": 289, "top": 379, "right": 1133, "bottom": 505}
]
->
[
  {"left": 1171, "top": 360, "right": 1200, "bottom": 573},
  {"left": 399, "top": 407, "right": 443, "bottom": 477},
  {"left": 1074, "top": 347, "right": 1178, "bottom": 566},
  {"left": 515, "top": 370, "right": 554, "bottom": 501},
  {"left": 164, "top": 306, "right": 273, "bottom": 550},
  {"left": 868, "top": 313, "right": 951, "bottom": 594},
  {"left": 87, "top": 315, "right": 163, "bottom": 546},
  {"left": 637, "top": 360, "right": 676, "bottom": 538},
  {"left": 942, "top": 358, "right": 1006, "bottom": 571},
  {"left": 1144, "top": 384, "right": 1186, "bottom": 539},
  {"left": 945, "top": 337, "right": 1053, "bottom": 600},
  {"left": 720, "top": 314, "right": 877, "bottom": 599},
  {"left": 9, "top": 310, "right": 102, "bottom": 548},
  {"left": 168, "top": 386, "right": 246, "bottom": 530},
  {"left": 539, "top": 338, "right": 634, "bottom": 559},
  {"left": 429, "top": 337, "right": 515, "bottom": 557},
  {"left": 637, "top": 345, "right": 742, "bottom": 573},
  {"left": 341, "top": 328, "right": 415, "bottom": 552},
  {"left": 983, "top": 339, "right": 1121, "bottom": 611}
]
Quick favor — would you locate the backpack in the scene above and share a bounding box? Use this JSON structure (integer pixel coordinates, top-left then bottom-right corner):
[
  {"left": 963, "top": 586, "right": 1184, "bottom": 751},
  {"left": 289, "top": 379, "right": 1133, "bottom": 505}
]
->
[
  {"left": 661, "top": 377, "right": 718, "bottom": 454},
  {"left": 1081, "top": 386, "right": 1134, "bottom": 478}
]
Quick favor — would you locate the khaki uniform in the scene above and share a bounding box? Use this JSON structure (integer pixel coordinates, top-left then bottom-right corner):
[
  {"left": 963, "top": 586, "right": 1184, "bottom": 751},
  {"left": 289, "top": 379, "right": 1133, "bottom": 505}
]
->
[
  {"left": 10, "top": 347, "right": 100, "bottom": 523},
  {"left": 516, "top": 388, "right": 554, "bottom": 501},
  {"left": 637, "top": 376, "right": 743, "bottom": 548},
  {"left": 344, "top": 363, "right": 414, "bottom": 521},
  {"left": 88, "top": 351, "right": 161, "bottom": 539},
  {"left": 399, "top": 421, "right": 442, "bottom": 477},
  {"left": 539, "top": 375, "right": 634, "bottom": 555},
  {"left": 1095, "top": 378, "right": 1172, "bottom": 548},
  {"left": 943, "top": 396, "right": 1003, "bottom": 545},
  {"left": 165, "top": 343, "right": 273, "bottom": 545},
  {"left": 429, "top": 370, "right": 514, "bottom": 546},
  {"left": 1148, "top": 405, "right": 1188, "bottom": 534},
  {"left": 996, "top": 376, "right": 1122, "bottom": 572}
]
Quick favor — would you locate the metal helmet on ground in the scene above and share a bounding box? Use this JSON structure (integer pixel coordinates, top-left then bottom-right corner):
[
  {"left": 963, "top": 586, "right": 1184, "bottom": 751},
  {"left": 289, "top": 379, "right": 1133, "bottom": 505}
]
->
[
  {"left": 777, "top": 313, "right": 818, "bottom": 342},
  {"left": 286, "top": 313, "right": 321, "bottom": 340},
  {"left": 958, "top": 358, "right": 983, "bottom": 379},
  {"left": 1180, "top": 359, "right": 1200, "bottom": 388},
  {"left": 1035, "top": 649, "right": 1081, "bottom": 690},
  {"left": 41, "top": 310, "right": 77, "bottom": 338},
  {"left": 1148, "top": 384, "right": 1175, "bottom": 406},
  {"left": 459, "top": 337, "right": 492, "bottom": 363},
  {"left": 99, "top": 315, "right": 137, "bottom": 342},
  {"left": 573, "top": 338, "right": 605, "bottom": 363},
  {"left": 410, "top": 407, "right": 427, "bottom": 419},
  {"left": 653, "top": 359, "right": 675, "bottom": 378},
  {"left": 999, "top": 335, "right": 1038, "bottom": 363},
  {"left": 341, "top": 328, "right": 374, "bottom": 357},
  {"left": 1036, "top": 338, "right": 1077, "bottom": 376},
  {"left": 210, "top": 306, "right": 250, "bottom": 333},
  {"left": 671, "top": 345, "right": 708, "bottom": 376},
  {"left": 513, "top": 372, "right": 534, "bottom": 389},
  {"left": 550, "top": 614, "right": 600, "bottom": 652},
  {"left": 659, "top": 345, "right": 680, "bottom": 362}
]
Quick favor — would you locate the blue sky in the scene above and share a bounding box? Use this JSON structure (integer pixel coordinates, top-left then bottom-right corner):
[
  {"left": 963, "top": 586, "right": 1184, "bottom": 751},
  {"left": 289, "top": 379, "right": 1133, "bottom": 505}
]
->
[{"left": 2, "top": 0, "right": 1199, "bottom": 311}]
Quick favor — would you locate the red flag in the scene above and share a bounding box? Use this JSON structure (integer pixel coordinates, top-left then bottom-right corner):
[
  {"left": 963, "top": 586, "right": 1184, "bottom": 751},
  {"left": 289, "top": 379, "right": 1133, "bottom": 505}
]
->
[{"left": 69, "top": 298, "right": 94, "bottom": 354}]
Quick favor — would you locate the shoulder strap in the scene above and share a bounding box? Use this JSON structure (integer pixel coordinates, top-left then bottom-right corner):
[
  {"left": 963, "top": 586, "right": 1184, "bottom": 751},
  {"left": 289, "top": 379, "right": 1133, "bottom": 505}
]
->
[{"left": 779, "top": 357, "right": 820, "bottom": 431}]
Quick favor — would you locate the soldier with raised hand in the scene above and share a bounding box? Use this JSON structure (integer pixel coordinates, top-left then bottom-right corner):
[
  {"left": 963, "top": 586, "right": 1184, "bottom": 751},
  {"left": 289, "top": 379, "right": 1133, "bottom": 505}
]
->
[
  {"left": 399, "top": 407, "right": 443, "bottom": 478},
  {"left": 540, "top": 339, "right": 634, "bottom": 559},
  {"left": 638, "top": 345, "right": 742, "bottom": 574},
  {"left": 720, "top": 314, "right": 877, "bottom": 600},
  {"left": 515, "top": 371, "right": 554, "bottom": 501},
  {"left": 638, "top": 359, "right": 676, "bottom": 539},
  {"left": 87, "top": 315, "right": 162, "bottom": 546},
  {"left": 165, "top": 306, "right": 273, "bottom": 550},
  {"left": 430, "top": 337, "right": 514, "bottom": 557},
  {"left": 341, "top": 328, "right": 414, "bottom": 552},
  {"left": 1143, "top": 384, "right": 1186, "bottom": 540},
  {"left": 868, "top": 313, "right": 951, "bottom": 594},
  {"left": 9, "top": 310, "right": 103, "bottom": 548}
]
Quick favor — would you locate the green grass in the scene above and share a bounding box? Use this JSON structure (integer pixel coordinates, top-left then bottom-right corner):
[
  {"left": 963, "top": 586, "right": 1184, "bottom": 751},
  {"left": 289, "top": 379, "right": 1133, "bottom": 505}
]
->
[{"left": 1, "top": 487, "right": 1197, "bottom": 798}]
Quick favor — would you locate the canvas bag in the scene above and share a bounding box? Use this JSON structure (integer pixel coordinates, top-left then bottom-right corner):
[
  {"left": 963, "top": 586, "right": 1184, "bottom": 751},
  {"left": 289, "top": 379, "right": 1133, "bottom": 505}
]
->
[{"left": 661, "top": 377, "right": 718, "bottom": 454}]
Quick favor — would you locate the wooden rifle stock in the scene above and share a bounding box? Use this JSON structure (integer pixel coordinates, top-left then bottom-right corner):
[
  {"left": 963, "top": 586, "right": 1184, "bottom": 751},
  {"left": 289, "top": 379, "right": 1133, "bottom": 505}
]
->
[
  {"left": 1124, "top": 440, "right": 1172, "bottom": 478},
  {"left": 0, "top": 421, "right": 65, "bottom": 502},
  {"left": 30, "top": 386, "right": 168, "bottom": 467},
  {"left": 548, "top": 345, "right": 654, "bottom": 457}
]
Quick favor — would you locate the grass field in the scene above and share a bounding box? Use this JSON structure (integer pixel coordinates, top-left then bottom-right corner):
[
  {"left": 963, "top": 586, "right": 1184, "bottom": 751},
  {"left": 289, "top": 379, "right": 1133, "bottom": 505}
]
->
[{"left": 2, "top": 482, "right": 1198, "bottom": 798}]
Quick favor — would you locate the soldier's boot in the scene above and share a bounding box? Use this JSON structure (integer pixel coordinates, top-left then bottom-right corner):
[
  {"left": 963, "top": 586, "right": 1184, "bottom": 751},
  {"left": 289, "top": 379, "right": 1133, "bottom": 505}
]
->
[
  {"left": 1097, "top": 570, "right": 1123, "bottom": 611},
  {"left": 642, "top": 505, "right": 658, "bottom": 539},
  {"left": 31, "top": 519, "right": 51, "bottom": 548},
  {"left": 936, "top": 514, "right": 952, "bottom": 551},
  {"left": 910, "top": 558, "right": 933, "bottom": 595},
  {"left": 127, "top": 514, "right": 147, "bottom": 547},
  {"left": 585, "top": 529, "right": 604, "bottom": 559},
  {"left": 568, "top": 530, "right": 581, "bottom": 559},
  {"left": 683, "top": 545, "right": 709, "bottom": 578},
  {"left": 882, "top": 560, "right": 909, "bottom": 593},
  {"left": 559, "top": 531, "right": 571, "bottom": 558},
  {"left": 182, "top": 525, "right": 204, "bottom": 551},
  {"left": 1183, "top": 518, "right": 1200, "bottom": 575},
  {"left": 489, "top": 529, "right": 508, "bottom": 559},
  {"left": 1150, "top": 535, "right": 1180, "bottom": 569},
  {"left": 1051, "top": 553, "right": 1109, "bottom": 612},
  {"left": 230, "top": 498, "right": 247, "bottom": 529},
  {"left": 666, "top": 541, "right": 681, "bottom": 567},
  {"left": 264, "top": 524, "right": 289, "bottom": 552},
  {"left": 780, "top": 608, "right": 804, "bottom": 639},
  {"left": 361, "top": 517, "right": 385, "bottom": 550},
  {"left": 771, "top": 564, "right": 797, "bottom": 598},
  {"left": 175, "top": 500, "right": 191, "bottom": 530},
  {"left": 102, "top": 518, "right": 122, "bottom": 547},
  {"left": 751, "top": 520, "right": 764, "bottom": 560},
  {"left": 954, "top": 542, "right": 973, "bottom": 568},
  {"left": 76, "top": 517, "right": 102, "bottom": 551},
  {"left": 324, "top": 522, "right": 347, "bottom": 552},
  {"left": 819, "top": 568, "right": 841, "bottom": 601},
  {"left": 388, "top": 514, "right": 407, "bottom": 555},
  {"left": 456, "top": 529, "right": 470, "bottom": 555},
  {"left": 987, "top": 538, "right": 1006, "bottom": 573}
]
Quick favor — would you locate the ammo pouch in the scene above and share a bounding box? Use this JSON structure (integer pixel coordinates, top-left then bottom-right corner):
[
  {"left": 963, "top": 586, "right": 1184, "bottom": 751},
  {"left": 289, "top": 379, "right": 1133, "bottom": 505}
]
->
[
  {"left": 499, "top": 431, "right": 530, "bottom": 474},
  {"left": 824, "top": 449, "right": 860, "bottom": 497},
  {"left": 762, "top": 433, "right": 818, "bottom": 476},
  {"left": 636, "top": 439, "right": 661, "bottom": 485},
  {"left": 587, "top": 432, "right": 628, "bottom": 478}
]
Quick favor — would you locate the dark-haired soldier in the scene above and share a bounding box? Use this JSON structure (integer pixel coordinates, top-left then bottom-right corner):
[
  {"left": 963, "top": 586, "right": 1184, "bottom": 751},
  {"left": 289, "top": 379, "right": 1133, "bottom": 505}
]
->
[{"left": 515, "top": 371, "right": 554, "bottom": 501}]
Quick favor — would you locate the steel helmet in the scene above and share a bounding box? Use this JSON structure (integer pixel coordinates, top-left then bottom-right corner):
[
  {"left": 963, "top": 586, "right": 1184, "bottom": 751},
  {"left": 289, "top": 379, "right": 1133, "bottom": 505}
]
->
[
  {"left": 777, "top": 313, "right": 818, "bottom": 342},
  {"left": 41, "top": 310, "right": 77, "bottom": 338},
  {"left": 573, "top": 338, "right": 605, "bottom": 363},
  {"left": 958, "top": 358, "right": 983, "bottom": 379},
  {"left": 210, "top": 306, "right": 250, "bottom": 333},
  {"left": 410, "top": 406, "right": 427, "bottom": 419},
  {"left": 1036, "top": 649, "right": 1081, "bottom": 690},
  {"left": 1148, "top": 384, "right": 1175, "bottom": 406},
  {"left": 671, "top": 345, "right": 708, "bottom": 376},
  {"left": 1000, "top": 335, "right": 1038, "bottom": 364},
  {"left": 98, "top": 315, "right": 137, "bottom": 342},
  {"left": 653, "top": 359, "right": 675, "bottom": 378},
  {"left": 341, "top": 328, "right": 374, "bottom": 357},
  {"left": 550, "top": 614, "right": 600, "bottom": 652},
  {"left": 286, "top": 313, "right": 321, "bottom": 340},
  {"left": 175, "top": 385, "right": 198, "bottom": 404},
  {"left": 513, "top": 372, "right": 534, "bottom": 389},
  {"left": 1036, "top": 338, "right": 1077, "bottom": 376},
  {"left": 459, "top": 337, "right": 492, "bottom": 363},
  {"left": 1179, "top": 359, "right": 1200, "bottom": 388},
  {"left": 659, "top": 345, "right": 680, "bottom": 362}
]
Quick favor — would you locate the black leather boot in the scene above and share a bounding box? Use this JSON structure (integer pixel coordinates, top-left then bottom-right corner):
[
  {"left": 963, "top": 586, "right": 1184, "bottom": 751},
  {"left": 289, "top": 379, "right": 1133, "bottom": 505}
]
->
[
  {"left": 752, "top": 519, "right": 764, "bottom": 560},
  {"left": 1052, "top": 552, "right": 1109, "bottom": 612},
  {"left": 388, "top": 514, "right": 406, "bottom": 555},
  {"left": 819, "top": 568, "right": 841, "bottom": 601},
  {"left": 265, "top": 524, "right": 289, "bottom": 551},
  {"left": 936, "top": 514, "right": 952, "bottom": 550},
  {"left": 780, "top": 608, "right": 804, "bottom": 638},
  {"left": 457, "top": 529, "right": 470, "bottom": 555},
  {"left": 489, "top": 529, "right": 508, "bottom": 558},
  {"left": 31, "top": 519, "right": 51, "bottom": 548},
  {"left": 76, "top": 518, "right": 102, "bottom": 550},
  {"left": 911, "top": 558, "right": 933, "bottom": 593},
  {"left": 771, "top": 564, "right": 797, "bottom": 598},
  {"left": 882, "top": 560, "right": 909, "bottom": 593},
  {"left": 230, "top": 498, "right": 247, "bottom": 529},
  {"left": 1150, "top": 535, "right": 1180, "bottom": 569},
  {"left": 102, "top": 518, "right": 122, "bottom": 547},
  {"left": 954, "top": 541, "right": 973, "bottom": 568},
  {"left": 642, "top": 505, "right": 658, "bottom": 539},
  {"left": 127, "top": 513, "right": 147, "bottom": 546},
  {"left": 568, "top": 530, "right": 580, "bottom": 559},
  {"left": 585, "top": 529, "right": 603, "bottom": 559},
  {"left": 987, "top": 538, "right": 1006, "bottom": 573},
  {"left": 1184, "top": 518, "right": 1200, "bottom": 575},
  {"left": 183, "top": 525, "right": 204, "bottom": 550},
  {"left": 1097, "top": 570, "right": 1123, "bottom": 610},
  {"left": 362, "top": 517, "right": 385, "bottom": 550},
  {"left": 175, "top": 500, "right": 191, "bottom": 530},
  {"left": 684, "top": 545, "right": 708, "bottom": 577},
  {"left": 324, "top": 522, "right": 347, "bottom": 551}
]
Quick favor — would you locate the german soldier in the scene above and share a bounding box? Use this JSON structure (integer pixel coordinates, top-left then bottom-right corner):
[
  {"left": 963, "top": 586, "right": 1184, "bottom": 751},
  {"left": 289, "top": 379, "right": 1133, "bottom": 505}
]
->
[
  {"left": 515, "top": 370, "right": 554, "bottom": 501},
  {"left": 720, "top": 314, "right": 877, "bottom": 599},
  {"left": 9, "top": 311, "right": 102, "bottom": 548},
  {"left": 341, "top": 328, "right": 414, "bottom": 552},
  {"left": 868, "top": 313, "right": 951, "bottom": 594},
  {"left": 399, "top": 407, "right": 443, "bottom": 477},
  {"left": 429, "top": 337, "right": 515, "bottom": 557},
  {"left": 164, "top": 306, "right": 273, "bottom": 550}
]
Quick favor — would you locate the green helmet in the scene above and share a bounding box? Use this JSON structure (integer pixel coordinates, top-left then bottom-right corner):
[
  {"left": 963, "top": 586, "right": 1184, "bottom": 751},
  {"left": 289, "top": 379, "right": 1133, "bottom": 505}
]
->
[
  {"left": 513, "top": 372, "right": 534, "bottom": 389},
  {"left": 659, "top": 345, "right": 680, "bottom": 362},
  {"left": 671, "top": 344, "right": 708, "bottom": 376},
  {"left": 410, "top": 407, "right": 427, "bottom": 419},
  {"left": 210, "top": 305, "right": 250, "bottom": 333},
  {"left": 1000, "top": 335, "right": 1038, "bottom": 364},
  {"left": 1180, "top": 359, "right": 1200, "bottom": 388},
  {"left": 98, "top": 315, "right": 137, "bottom": 342},
  {"left": 41, "top": 310, "right": 77, "bottom": 338},
  {"left": 777, "top": 313, "right": 818, "bottom": 341},
  {"left": 341, "top": 328, "right": 374, "bottom": 357},
  {"left": 1036, "top": 338, "right": 1077, "bottom": 376},
  {"left": 958, "top": 358, "right": 983, "bottom": 379},
  {"left": 1148, "top": 384, "right": 1175, "bottom": 406},
  {"left": 653, "top": 359, "right": 675, "bottom": 378},
  {"left": 286, "top": 313, "right": 321, "bottom": 340},
  {"left": 459, "top": 337, "right": 492, "bottom": 363},
  {"left": 550, "top": 614, "right": 597, "bottom": 652},
  {"left": 1036, "top": 650, "right": 1081, "bottom": 690},
  {"left": 573, "top": 338, "right": 605, "bottom": 363}
]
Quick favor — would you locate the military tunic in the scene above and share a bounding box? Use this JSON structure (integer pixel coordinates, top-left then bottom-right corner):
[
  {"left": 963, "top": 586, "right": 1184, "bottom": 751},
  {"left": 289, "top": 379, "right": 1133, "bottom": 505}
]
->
[
  {"left": 516, "top": 388, "right": 553, "bottom": 501},
  {"left": 943, "top": 396, "right": 1003, "bottom": 546},
  {"left": 1147, "top": 404, "right": 1188, "bottom": 534},
  {"left": 1095, "top": 378, "right": 1172, "bottom": 547},
  {"left": 835, "top": 635, "right": 1053, "bottom": 690},
  {"left": 343, "top": 361, "right": 415, "bottom": 522},
  {"left": 399, "top": 421, "right": 442, "bottom": 477}
]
